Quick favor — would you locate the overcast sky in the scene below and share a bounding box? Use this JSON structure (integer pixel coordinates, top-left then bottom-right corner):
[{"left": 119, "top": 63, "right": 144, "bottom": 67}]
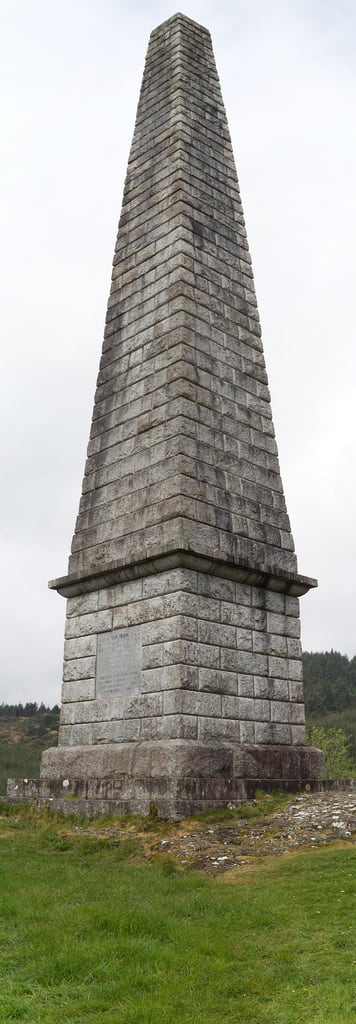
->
[{"left": 1, "top": 0, "right": 355, "bottom": 707}]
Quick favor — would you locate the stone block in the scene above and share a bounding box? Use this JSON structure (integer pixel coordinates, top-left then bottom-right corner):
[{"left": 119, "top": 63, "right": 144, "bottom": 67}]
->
[
  {"left": 264, "top": 591, "right": 285, "bottom": 612},
  {"left": 65, "top": 610, "right": 113, "bottom": 639},
  {"left": 60, "top": 704, "right": 75, "bottom": 725},
  {"left": 271, "top": 701, "right": 291, "bottom": 723},
  {"left": 67, "top": 593, "right": 99, "bottom": 617},
  {"left": 237, "top": 626, "right": 255, "bottom": 651},
  {"left": 239, "top": 696, "right": 270, "bottom": 721},
  {"left": 164, "top": 639, "right": 220, "bottom": 669},
  {"left": 71, "top": 724, "right": 94, "bottom": 745},
  {"left": 287, "top": 638, "right": 302, "bottom": 659},
  {"left": 64, "top": 636, "right": 97, "bottom": 660},
  {"left": 163, "top": 690, "right": 222, "bottom": 717},
  {"left": 289, "top": 680, "right": 304, "bottom": 702},
  {"left": 254, "top": 722, "right": 273, "bottom": 744},
  {"left": 252, "top": 631, "right": 267, "bottom": 653},
  {"left": 237, "top": 607, "right": 266, "bottom": 631},
  {"left": 38, "top": 739, "right": 231, "bottom": 787},
  {"left": 198, "top": 619, "right": 236, "bottom": 647},
  {"left": 140, "top": 714, "right": 198, "bottom": 740},
  {"left": 142, "top": 568, "right": 197, "bottom": 597},
  {"left": 237, "top": 651, "right": 268, "bottom": 675},
  {"left": 219, "top": 602, "right": 240, "bottom": 626},
  {"left": 288, "top": 659, "right": 303, "bottom": 681},
  {"left": 111, "top": 605, "right": 128, "bottom": 628},
  {"left": 253, "top": 676, "right": 272, "bottom": 699},
  {"left": 199, "top": 667, "right": 237, "bottom": 695},
  {"left": 185, "top": 593, "right": 221, "bottom": 621},
  {"left": 99, "top": 579, "right": 143, "bottom": 609},
  {"left": 139, "top": 665, "right": 180, "bottom": 692},
  {"left": 238, "top": 674, "right": 254, "bottom": 697},
  {"left": 285, "top": 596, "right": 300, "bottom": 617},
  {"left": 271, "top": 679, "right": 289, "bottom": 700},
  {"left": 236, "top": 583, "right": 253, "bottom": 606},
  {"left": 61, "top": 679, "right": 96, "bottom": 703},
  {"left": 198, "top": 575, "right": 236, "bottom": 601},
  {"left": 198, "top": 716, "right": 240, "bottom": 742},
  {"left": 268, "top": 656, "right": 290, "bottom": 680},
  {"left": 267, "top": 633, "right": 287, "bottom": 657},
  {"left": 291, "top": 725, "right": 306, "bottom": 744},
  {"left": 239, "top": 721, "right": 255, "bottom": 743},
  {"left": 220, "top": 648, "right": 238, "bottom": 672},
  {"left": 57, "top": 725, "right": 72, "bottom": 745},
  {"left": 271, "top": 723, "right": 292, "bottom": 744},
  {"left": 142, "top": 643, "right": 164, "bottom": 669},
  {"left": 63, "top": 657, "right": 96, "bottom": 682},
  {"left": 266, "top": 613, "right": 300, "bottom": 639},
  {"left": 221, "top": 695, "right": 239, "bottom": 719},
  {"left": 144, "top": 615, "right": 197, "bottom": 644},
  {"left": 92, "top": 719, "right": 141, "bottom": 743},
  {"left": 290, "top": 703, "right": 305, "bottom": 724}
]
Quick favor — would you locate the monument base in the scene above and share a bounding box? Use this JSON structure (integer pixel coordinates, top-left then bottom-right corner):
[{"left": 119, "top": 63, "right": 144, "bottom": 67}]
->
[{"left": 7, "top": 740, "right": 326, "bottom": 818}]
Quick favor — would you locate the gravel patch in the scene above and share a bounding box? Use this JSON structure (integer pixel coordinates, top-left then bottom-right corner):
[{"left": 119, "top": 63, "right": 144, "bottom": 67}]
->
[{"left": 155, "top": 790, "right": 356, "bottom": 875}]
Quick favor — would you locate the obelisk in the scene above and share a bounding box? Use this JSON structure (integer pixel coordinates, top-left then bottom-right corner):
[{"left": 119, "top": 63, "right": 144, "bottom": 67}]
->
[{"left": 21, "top": 14, "right": 325, "bottom": 815}]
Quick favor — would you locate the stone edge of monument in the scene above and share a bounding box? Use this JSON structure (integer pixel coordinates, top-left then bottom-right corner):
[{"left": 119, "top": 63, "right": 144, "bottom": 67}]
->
[
  {"left": 7, "top": 739, "right": 327, "bottom": 819},
  {"left": 48, "top": 550, "right": 318, "bottom": 599},
  {"left": 150, "top": 12, "right": 211, "bottom": 38}
]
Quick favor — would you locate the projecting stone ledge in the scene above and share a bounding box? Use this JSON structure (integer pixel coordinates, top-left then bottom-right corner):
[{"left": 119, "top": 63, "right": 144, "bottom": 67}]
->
[
  {"left": 49, "top": 550, "right": 317, "bottom": 599},
  {"left": 7, "top": 740, "right": 326, "bottom": 819}
]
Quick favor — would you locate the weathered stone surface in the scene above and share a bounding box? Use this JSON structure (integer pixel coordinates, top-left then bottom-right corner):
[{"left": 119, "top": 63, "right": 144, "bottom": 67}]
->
[
  {"left": 32, "top": 13, "right": 325, "bottom": 815},
  {"left": 48, "top": 13, "right": 316, "bottom": 597},
  {"left": 4, "top": 740, "right": 326, "bottom": 818},
  {"left": 51, "top": 569, "right": 314, "bottom": 755}
]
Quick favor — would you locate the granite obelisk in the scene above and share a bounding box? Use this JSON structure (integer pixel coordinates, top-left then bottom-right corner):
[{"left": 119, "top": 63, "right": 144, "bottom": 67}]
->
[{"left": 10, "top": 14, "right": 325, "bottom": 815}]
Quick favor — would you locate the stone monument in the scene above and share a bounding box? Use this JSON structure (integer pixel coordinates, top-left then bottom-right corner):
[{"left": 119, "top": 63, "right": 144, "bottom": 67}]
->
[{"left": 9, "top": 13, "right": 325, "bottom": 816}]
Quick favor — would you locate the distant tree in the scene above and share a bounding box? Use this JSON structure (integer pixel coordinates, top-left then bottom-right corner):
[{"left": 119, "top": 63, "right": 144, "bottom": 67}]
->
[
  {"left": 307, "top": 725, "right": 355, "bottom": 779},
  {"left": 0, "top": 703, "right": 60, "bottom": 720},
  {"left": 23, "top": 702, "right": 38, "bottom": 717},
  {"left": 303, "top": 652, "right": 356, "bottom": 715}
]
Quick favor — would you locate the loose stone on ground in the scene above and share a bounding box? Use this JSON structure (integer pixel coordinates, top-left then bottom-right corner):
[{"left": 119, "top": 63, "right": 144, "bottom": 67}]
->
[{"left": 60, "top": 789, "right": 356, "bottom": 876}]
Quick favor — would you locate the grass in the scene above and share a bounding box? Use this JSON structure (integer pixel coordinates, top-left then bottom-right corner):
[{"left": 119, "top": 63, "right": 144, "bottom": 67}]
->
[{"left": 0, "top": 803, "right": 355, "bottom": 1023}]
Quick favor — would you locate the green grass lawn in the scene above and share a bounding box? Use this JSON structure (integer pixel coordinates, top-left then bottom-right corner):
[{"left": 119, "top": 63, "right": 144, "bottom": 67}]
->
[{"left": 0, "top": 805, "right": 355, "bottom": 1023}]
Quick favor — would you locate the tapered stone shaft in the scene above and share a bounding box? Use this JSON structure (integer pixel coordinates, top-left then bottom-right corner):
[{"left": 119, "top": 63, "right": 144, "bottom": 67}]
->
[{"left": 55, "top": 14, "right": 304, "bottom": 591}]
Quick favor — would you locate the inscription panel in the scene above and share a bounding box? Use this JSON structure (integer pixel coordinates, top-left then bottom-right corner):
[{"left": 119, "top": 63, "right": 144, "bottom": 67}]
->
[{"left": 96, "top": 626, "right": 142, "bottom": 699}]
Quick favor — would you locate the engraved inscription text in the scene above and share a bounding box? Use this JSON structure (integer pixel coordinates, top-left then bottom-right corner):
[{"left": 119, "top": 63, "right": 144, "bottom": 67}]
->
[{"left": 96, "top": 626, "right": 142, "bottom": 699}]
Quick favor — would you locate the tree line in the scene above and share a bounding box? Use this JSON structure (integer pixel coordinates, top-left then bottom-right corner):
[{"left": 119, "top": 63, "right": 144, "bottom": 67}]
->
[
  {"left": 303, "top": 651, "right": 356, "bottom": 715},
  {"left": 0, "top": 703, "right": 60, "bottom": 720}
]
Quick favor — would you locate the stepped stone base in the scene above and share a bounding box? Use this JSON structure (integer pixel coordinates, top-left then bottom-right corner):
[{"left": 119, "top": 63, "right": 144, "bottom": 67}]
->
[{"left": 7, "top": 740, "right": 326, "bottom": 818}]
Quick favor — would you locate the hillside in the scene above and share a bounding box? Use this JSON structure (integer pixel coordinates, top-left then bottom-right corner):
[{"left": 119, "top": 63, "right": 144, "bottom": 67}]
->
[
  {"left": 303, "top": 651, "right": 356, "bottom": 761},
  {"left": 0, "top": 705, "right": 59, "bottom": 795}
]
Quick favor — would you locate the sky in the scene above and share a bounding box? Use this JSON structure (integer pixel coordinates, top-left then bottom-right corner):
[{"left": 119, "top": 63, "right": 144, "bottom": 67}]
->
[{"left": 1, "top": 0, "right": 355, "bottom": 707}]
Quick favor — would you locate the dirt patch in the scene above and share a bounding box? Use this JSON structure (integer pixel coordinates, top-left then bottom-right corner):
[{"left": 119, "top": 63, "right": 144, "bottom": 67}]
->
[
  {"left": 153, "top": 790, "right": 356, "bottom": 875},
  {"left": 61, "top": 789, "right": 356, "bottom": 876}
]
